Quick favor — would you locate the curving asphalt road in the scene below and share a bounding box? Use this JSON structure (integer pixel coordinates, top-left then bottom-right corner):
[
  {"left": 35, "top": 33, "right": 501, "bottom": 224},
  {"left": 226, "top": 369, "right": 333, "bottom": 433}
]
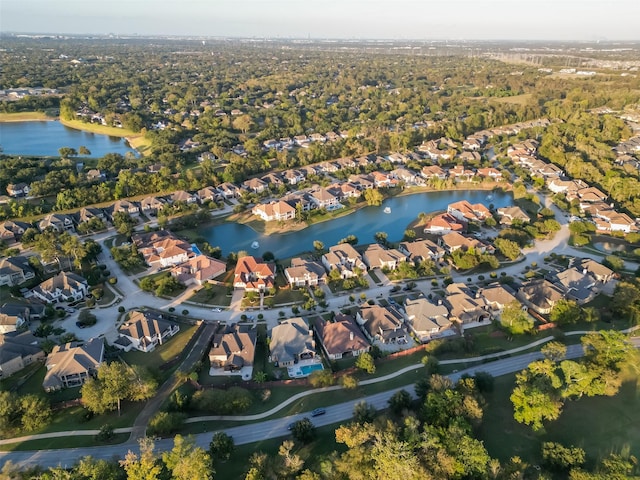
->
[{"left": 2, "top": 336, "right": 638, "bottom": 469}]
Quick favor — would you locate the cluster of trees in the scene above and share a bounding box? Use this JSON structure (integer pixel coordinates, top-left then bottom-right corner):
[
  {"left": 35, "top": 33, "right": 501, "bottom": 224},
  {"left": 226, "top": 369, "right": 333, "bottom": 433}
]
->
[
  {"left": 81, "top": 362, "right": 158, "bottom": 416},
  {"left": 0, "top": 391, "right": 52, "bottom": 437},
  {"left": 510, "top": 332, "right": 635, "bottom": 431},
  {"left": 139, "top": 273, "right": 184, "bottom": 297},
  {"left": 21, "top": 229, "right": 101, "bottom": 270}
]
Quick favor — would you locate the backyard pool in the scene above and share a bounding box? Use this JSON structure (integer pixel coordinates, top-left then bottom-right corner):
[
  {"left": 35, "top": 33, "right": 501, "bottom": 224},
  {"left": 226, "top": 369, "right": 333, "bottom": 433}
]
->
[{"left": 288, "top": 362, "right": 324, "bottom": 378}]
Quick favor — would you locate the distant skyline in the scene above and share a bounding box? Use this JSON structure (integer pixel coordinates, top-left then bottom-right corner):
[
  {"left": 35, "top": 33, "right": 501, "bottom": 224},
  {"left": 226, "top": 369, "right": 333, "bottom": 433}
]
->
[{"left": 2, "top": 0, "right": 639, "bottom": 41}]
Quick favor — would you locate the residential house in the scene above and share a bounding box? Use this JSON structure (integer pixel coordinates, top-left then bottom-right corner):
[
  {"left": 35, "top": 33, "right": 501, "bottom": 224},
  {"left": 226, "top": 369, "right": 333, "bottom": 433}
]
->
[
  {"left": 312, "top": 314, "right": 370, "bottom": 360},
  {"left": 0, "top": 256, "right": 35, "bottom": 287},
  {"left": 447, "top": 200, "right": 491, "bottom": 222},
  {"left": 479, "top": 284, "right": 518, "bottom": 314},
  {"left": 261, "top": 172, "right": 284, "bottom": 187},
  {"left": 477, "top": 167, "right": 503, "bottom": 180},
  {"left": 390, "top": 168, "right": 424, "bottom": 185},
  {"left": 109, "top": 199, "right": 140, "bottom": 219},
  {"left": 547, "top": 178, "right": 588, "bottom": 195},
  {"left": 132, "top": 230, "right": 195, "bottom": 267},
  {"left": 233, "top": 256, "right": 276, "bottom": 291},
  {"left": 0, "top": 304, "right": 31, "bottom": 334},
  {"left": 30, "top": 272, "right": 88, "bottom": 304},
  {"left": 497, "top": 206, "right": 530, "bottom": 225},
  {"left": 404, "top": 296, "right": 452, "bottom": 342},
  {"left": 269, "top": 317, "right": 316, "bottom": 367},
  {"left": 309, "top": 188, "right": 341, "bottom": 210},
  {"left": 318, "top": 161, "right": 339, "bottom": 174},
  {"left": 170, "top": 255, "right": 226, "bottom": 286},
  {"left": 327, "top": 182, "right": 360, "bottom": 200},
  {"left": 578, "top": 258, "right": 614, "bottom": 283},
  {"left": 252, "top": 201, "right": 296, "bottom": 222},
  {"left": 322, "top": 244, "right": 367, "bottom": 279},
  {"left": 335, "top": 157, "right": 357, "bottom": 170},
  {"left": 459, "top": 151, "right": 482, "bottom": 163},
  {"left": 449, "top": 165, "right": 475, "bottom": 182},
  {"left": 75, "top": 207, "right": 107, "bottom": 226},
  {"left": 423, "top": 213, "right": 466, "bottom": 235},
  {"left": 517, "top": 279, "right": 565, "bottom": 314},
  {"left": 445, "top": 283, "right": 491, "bottom": 324},
  {"left": 399, "top": 239, "right": 445, "bottom": 263},
  {"left": 553, "top": 267, "right": 598, "bottom": 304},
  {"left": 242, "top": 177, "right": 268, "bottom": 194},
  {"left": 371, "top": 171, "right": 397, "bottom": 188},
  {"left": 438, "top": 232, "right": 491, "bottom": 255},
  {"left": 362, "top": 244, "right": 407, "bottom": 270},
  {"left": 114, "top": 310, "right": 180, "bottom": 353},
  {"left": 38, "top": 213, "right": 76, "bottom": 233},
  {"left": 6, "top": 183, "right": 30, "bottom": 197},
  {"left": 85, "top": 169, "right": 106, "bottom": 182},
  {"left": 139, "top": 196, "right": 166, "bottom": 215},
  {"left": 209, "top": 324, "right": 257, "bottom": 373},
  {"left": 217, "top": 182, "right": 242, "bottom": 199},
  {"left": 348, "top": 174, "right": 376, "bottom": 190},
  {"left": 0, "top": 331, "right": 44, "bottom": 378},
  {"left": 282, "top": 169, "right": 305, "bottom": 185},
  {"left": 309, "top": 133, "right": 326, "bottom": 143},
  {"left": 421, "top": 165, "right": 447, "bottom": 180},
  {"left": 147, "top": 163, "right": 163, "bottom": 174},
  {"left": 196, "top": 186, "right": 221, "bottom": 204},
  {"left": 168, "top": 190, "right": 197, "bottom": 204},
  {"left": 0, "top": 220, "right": 31, "bottom": 244},
  {"left": 356, "top": 304, "right": 407, "bottom": 344},
  {"left": 43, "top": 338, "right": 104, "bottom": 391},
  {"left": 284, "top": 258, "right": 327, "bottom": 287}
]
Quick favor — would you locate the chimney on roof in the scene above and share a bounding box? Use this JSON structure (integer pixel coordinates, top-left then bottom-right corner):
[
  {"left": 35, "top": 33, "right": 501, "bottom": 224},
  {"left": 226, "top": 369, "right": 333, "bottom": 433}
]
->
[
  {"left": 583, "top": 268, "right": 588, "bottom": 275},
  {"left": 350, "top": 331, "right": 354, "bottom": 341},
  {"left": 437, "top": 299, "right": 443, "bottom": 306}
]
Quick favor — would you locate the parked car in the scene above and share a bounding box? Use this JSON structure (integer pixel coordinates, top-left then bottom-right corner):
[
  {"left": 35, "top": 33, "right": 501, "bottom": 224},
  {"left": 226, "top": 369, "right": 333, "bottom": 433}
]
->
[
  {"left": 311, "top": 408, "right": 326, "bottom": 417},
  {"left": 75, "top": 322, "right": 86, "bottom": 329},
  {"left": 211, "top": 308, "right": 222, "bottom": 312}
]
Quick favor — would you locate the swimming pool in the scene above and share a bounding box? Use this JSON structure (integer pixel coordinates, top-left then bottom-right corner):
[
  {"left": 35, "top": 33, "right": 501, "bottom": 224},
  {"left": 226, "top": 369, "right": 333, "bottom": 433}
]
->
[
  {"left": 299, "top": 363, "right": 323, "bottom": 376},
  {"left": 191, "top": 243, "right": 202, "bottom": 255}
]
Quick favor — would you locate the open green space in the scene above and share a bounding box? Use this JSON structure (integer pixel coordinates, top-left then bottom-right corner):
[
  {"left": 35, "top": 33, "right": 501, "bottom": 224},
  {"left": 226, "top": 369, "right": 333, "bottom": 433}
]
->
[
  {"left": 0, "top": 433, "right": 130, "bottom": 452},
  {"left": 0, "top": 111, "right": 52, "bottom": 122},
  {"left": 478, "top": 363, "right": 640, "bottom": 466},
  {"left": 189, "top": 283, "right": 232, "bottom": 306}
]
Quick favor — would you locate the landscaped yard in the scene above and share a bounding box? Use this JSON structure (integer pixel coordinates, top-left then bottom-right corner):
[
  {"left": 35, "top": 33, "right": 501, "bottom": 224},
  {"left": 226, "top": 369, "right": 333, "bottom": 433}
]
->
[
  {"left": 272, "top": 288, "right": 306, "bottom": 305},
  {"left": 119, "top": 323, "right": 200, "bottom": 371},
  {"left": 189, "top": 283, "right": 232, "bottom": 306}
]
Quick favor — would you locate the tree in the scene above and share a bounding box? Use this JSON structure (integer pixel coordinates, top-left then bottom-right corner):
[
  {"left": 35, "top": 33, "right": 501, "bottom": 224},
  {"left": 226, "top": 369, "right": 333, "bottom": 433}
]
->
[
  {"left": 112, "top": 212, "right": 137, "bottom": 237},
  {"left": 355, "top": 352, "right": 376, "bottom": 374},
  {"left": 121, "top": 438, "right": 163, "bottom": 480},
  {"left": 493, "top": 237, "right": 520, "bottom": 260},
  {"left": 541, "top": 442, "right": 586, "bottom": 471},
  {"left": 78, "top": 146, "right": 91, "bottom": 156},
  {"left": 604, "top": 254, "right": 625, "bottom": 272},
  {"left": 210, "top": 432, "right": 235, "bottom": 462},
  {"left": 353, "top": 401, "right": 377, "bottom": 424},
  {"left": 388, "top": 389, "right": 413, "bottom": 415},
  {"left": 20, "top": 394, "right": 52, "bottom": 432},
  {"left": 340, "top": 374, "right": 359, "bottom": 390},
  {"left": 500, "top": 301, "right": 533, "bottom": 334},
  {"left": 363, "top": 188, "right": 383, "bottom": 206},
  {"left": 308, "top": 369, "right": 335, "bottom": 387},
  {"left": 162, "top": 435, "right": 213, "bottom": 480},
  {"left": 541, "top": 341, "right": 567, "bottom": 362},
  {"left": 313, "top": 240, "right": 324, "bottom": 253},
  {"left": 374, "top": 231, "right": 388, "bottom": 246},
  {"left": 290, "top": 417, "right": 316, "bottom": 444},
  {"left": 510, "top": 381, "right": 562, "bottom": 431},
  {"left": 58, "top": 146, "right": 78, "bottom": 158},
  {"left": 550, "top": 299, "right": 582, "bottom": 325}
]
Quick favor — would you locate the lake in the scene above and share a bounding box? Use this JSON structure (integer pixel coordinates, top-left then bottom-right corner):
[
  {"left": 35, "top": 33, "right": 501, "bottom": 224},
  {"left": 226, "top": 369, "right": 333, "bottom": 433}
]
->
[
  {"left": 201, "top": 189, "right": 513, "bottom": 258},
  {"left": 0, "top": 121, "right": 137, "bottom": 157}
]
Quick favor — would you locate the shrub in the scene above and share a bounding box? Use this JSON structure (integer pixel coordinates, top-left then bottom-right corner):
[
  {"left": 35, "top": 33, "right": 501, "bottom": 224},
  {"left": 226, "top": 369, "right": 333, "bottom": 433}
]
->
[
  {"left": 308, "top": 369, "right": 335, "bottom": 387},
  {"left": 148, "top": 411, "right": 186, "bottom": 436},
  {"left": 118, "top": 306, "right": 125, "bottom": 313},
  {"left": 192, "top": 387, "right": 253, "bottom": 414},
  {"left": 108, "top": 277, "right": 117, "bottom": 285},
  {"left": 95, "top": 424, "right": 114, "bottom": 442},
  {"left": 168, "top": 307, "right": 175, "bottom": 313},
  {"left": 182, "top": 309, "right": 189, "bottom": 315}
]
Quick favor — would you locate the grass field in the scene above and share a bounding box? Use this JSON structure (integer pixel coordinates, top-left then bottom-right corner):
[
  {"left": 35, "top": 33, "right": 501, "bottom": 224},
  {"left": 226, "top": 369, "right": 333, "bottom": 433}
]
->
[
  {"left": 0, "top": 112, "right": 52, "bottom": 122},
  {"left": 491, "top": 93, "right": 533, "bottom": 106},
  {"left": 478, "top": 360, "right": 640, "bottom": 467},
  {"left": 189, "top": 284, "right": 232, "bottom": 306}
]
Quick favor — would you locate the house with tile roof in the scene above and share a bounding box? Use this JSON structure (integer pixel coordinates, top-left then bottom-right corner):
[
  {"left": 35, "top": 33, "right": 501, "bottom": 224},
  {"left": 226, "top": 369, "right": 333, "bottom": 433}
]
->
[
  {"left": 356, "top": 304, "right": 407, "bottom": 344},
  {"left": 362, "top": 244, "right": 407, "bottom": 270},
  {"left": 252, "top": 201, "right": 296, "bottom": 222},
  {"left": 269, "top": 317, "right": 316, "bottom": 367},
  {"left": 309, "top": 188, "right": 341, "bottom": 210},
  {"left": 38, "top": 213, "right": 75, "bottom": 233},
  {"left": 30, "top": 272, "right": 88, "bottom": 304},
  {"left": 284, "top": 258, "right": 327, "bottom": 287},
  {"left": 114, "top": 310, "right": 180, "bottom": 353},
  {"left": 404, "top": 296, "right": 452, "bottom": 342},
  {"left": 0, "top": 331, "right": 44, "bottom": 378},
  {"left": 517, "top": 279, "right": 564, "bottom": 314},
  {"left": 496, "top": 206, "right": 530, "bottom": 225},
  {"left": 170, "top": 255, "right": 226, "bottom": 286},
  {"left": 447, "top": 200, "right": 491, "bottom": 222},
  {"left": 43, "top": 338, "right": 104, "bottom": 391},
  {"left": 0, "top": 220, "right": 31, "bottom": 244},
  {"left": 312, "top": 313, "right": 370, "bottom": 360},
  {"left": 423, "top": 213, "right": 466, "bottom": 235},
  {"left": 132, "top": 230, "right": 195, "bottom": 267},
  {"left": 399, "top": 239, "right": 445, "bottom": 263},
  {"left": 445, "top": 283, "right": 491, "bottom": 324},
  {"left": 0, "top": 256, "right": 35, "bottom": 287},
  {"left": 233, "top": 256, "right": 276, "bottom": 292},
  {"left": 209, "top": 325, "right": 257, "bottom": 374},
  {"left": 322, "top": 244, "right": 367, "bottom": 279}
]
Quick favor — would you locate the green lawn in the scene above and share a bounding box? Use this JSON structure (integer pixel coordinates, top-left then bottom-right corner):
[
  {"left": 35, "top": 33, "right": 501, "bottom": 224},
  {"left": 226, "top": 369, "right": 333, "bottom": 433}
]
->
[
  {"left": 189, "top": 283, "right": 232, "bottom": 306},
  {"left": 478, "top": 365, "right": 640, "bottom": 466},
  {"left": 120, "top": 323, "right": 200, "bottom": 370},
  {"left": 272, "top": 288, "right": 306, "bottom": 305},
  {"left": 0, "top": 433, "right": 130, "bottom": 452}
]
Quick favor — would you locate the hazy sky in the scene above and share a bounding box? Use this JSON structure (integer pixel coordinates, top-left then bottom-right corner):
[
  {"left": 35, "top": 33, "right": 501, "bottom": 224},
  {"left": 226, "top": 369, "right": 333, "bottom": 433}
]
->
[{"left": 2, "top": 0, "right": 639, "bottom": 41}]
